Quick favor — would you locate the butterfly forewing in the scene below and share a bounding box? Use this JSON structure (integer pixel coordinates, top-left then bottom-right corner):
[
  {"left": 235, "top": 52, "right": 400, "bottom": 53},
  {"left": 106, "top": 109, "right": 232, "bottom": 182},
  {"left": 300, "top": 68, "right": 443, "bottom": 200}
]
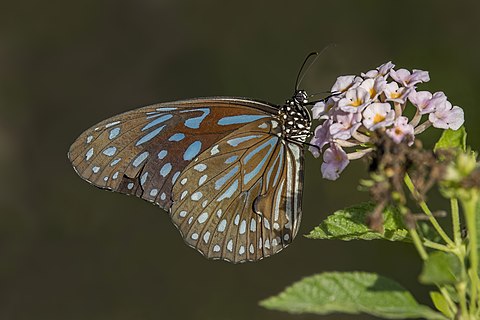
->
[
  {"left": 68, "top": 98, "right": 275, "bottom": 210},
  {"left": 170, "top": 117, "right": 304, "bottom": 262},
  {"left": 69, "top": 97, "right": 306, "bottom": 263}
]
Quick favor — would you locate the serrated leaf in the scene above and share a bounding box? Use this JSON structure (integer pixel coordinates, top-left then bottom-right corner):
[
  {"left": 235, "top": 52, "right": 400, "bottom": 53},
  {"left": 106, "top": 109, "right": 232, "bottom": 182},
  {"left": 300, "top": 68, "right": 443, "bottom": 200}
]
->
[
  {"left": 306, "top": 202, "right": 409, "bottom": 241},
  {"left": 419, "top": 252, "right": 461, "bottom": 285},
  {"left": 430, "top": 291, "right": 454, "bottom": 318},
  {"left": 260, "top": 272, "right": 445, "bottom": 319},
  {"left": 434, "top": 126, "right": 467, "bottom": 153}
]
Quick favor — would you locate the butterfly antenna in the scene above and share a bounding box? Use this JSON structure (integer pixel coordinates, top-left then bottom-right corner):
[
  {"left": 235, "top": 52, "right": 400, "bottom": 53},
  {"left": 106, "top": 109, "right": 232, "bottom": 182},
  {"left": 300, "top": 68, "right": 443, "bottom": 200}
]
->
[
  {"left": 295, "top": 44, "right": 337, "bottom": 92},
  {"left": 295, "top": 52, "right": 319, "bottom": 92}
]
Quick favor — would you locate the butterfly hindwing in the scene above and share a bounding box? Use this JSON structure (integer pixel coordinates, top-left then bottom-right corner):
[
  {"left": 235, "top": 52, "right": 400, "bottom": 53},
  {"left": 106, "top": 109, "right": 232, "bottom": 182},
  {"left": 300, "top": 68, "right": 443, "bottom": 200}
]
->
[
  {"left": 68, "top": 98, "right": 276, "bottom": 210},
  {"left": 170, "top": 117, "right": 304, "bottom": 263}
]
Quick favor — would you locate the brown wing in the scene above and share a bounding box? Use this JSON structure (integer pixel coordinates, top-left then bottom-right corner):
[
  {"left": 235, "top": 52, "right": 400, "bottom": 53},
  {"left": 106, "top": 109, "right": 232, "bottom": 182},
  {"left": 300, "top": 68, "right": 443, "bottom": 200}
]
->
[
  {"left": 68, "top": 98, "right": 277, "bottom": 211},
  {"left": 170, "top": 117, "right": 304, "bottom": 263}
]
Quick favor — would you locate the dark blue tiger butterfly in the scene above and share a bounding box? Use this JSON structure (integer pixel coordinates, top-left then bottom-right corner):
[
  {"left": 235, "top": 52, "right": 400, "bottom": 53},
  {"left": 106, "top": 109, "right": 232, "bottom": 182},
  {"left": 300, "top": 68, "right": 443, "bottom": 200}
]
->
[{"left": 69, "top": 54, "right": 318, "bottom": 263}]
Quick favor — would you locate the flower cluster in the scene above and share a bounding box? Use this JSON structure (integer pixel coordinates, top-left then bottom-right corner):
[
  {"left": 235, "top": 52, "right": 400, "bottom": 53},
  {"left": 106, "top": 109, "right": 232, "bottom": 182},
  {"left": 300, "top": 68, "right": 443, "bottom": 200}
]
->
[{"left": 310, "top": 62, "right": 465, "bottom": 180}]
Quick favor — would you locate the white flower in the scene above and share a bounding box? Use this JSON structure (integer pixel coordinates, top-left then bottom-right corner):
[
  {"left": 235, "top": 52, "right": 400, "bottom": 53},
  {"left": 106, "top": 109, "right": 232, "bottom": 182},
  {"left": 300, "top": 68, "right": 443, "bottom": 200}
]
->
[
  {"left": 321, "top": 144, "right": 349, "bottom": 180},
  {"left": 331, "top": 75, "right": 362, "bottom": 93},
  {"left": 384, "top": 82, "right": 413, "bottom": 104},
  {"left": 312, "top": 97, "right": 336, "bottom": 120},
  {"left": 408, "top": 91, "right": 447, "bottom": 114},
  {"left": 362, "top": 103, "right": 395, "bottom": 130},
  {"left": 337, "top": 87, "right": 371, "bottom": 113},
  {"left": 390, "top": 68, "right": 430, "bottom": 87},
  {"left": 429, "top": 101, "right": 465, "bottom": 130},
  {"left": 359, "top": 76, "right": 387, "bottom": 100},
  {"left": 329, "top": 111, "right": 362, "bottom": 140},
  {"left": 386, "top": 116, "right": 414, "bottom": 145},
  {"left": 361, "top": 61, "right": 395, "bottom": 79},
  {"left": 309, "top": 121, "right": 332, "bottom": 157}
]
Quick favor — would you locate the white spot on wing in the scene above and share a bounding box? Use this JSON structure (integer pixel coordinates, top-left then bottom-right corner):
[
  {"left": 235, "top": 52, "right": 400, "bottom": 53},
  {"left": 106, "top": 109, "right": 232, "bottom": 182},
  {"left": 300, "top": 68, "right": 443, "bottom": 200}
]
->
[
  {"left": 191, "top": 191, "right": 203, "bottom": 201},
  {"left": 194, "top": 164, "right": 207, "bottom": 172},
  {"left": 198, "top": 212, "right": 209, "bottom": 224},
  {"left": 227, "top": 240, "right": 233, "bottom": 252},
  {"left": 239, "top": 220, "right": 246, "bottom": 234},
  {"left": 213, "top": 245, "right": 221, "bottom": 252},
  {"left": 86, "top": 148, "right": 94, "bottom": 161},
  {"left": 210, "top": 145, "right": 219, "bottom": 155},
  {"left": 203, "top": 231, "right": 211, "bottom": 243},
  {"left": 218, "top": 219, "right": 227, "bottom": 232}
]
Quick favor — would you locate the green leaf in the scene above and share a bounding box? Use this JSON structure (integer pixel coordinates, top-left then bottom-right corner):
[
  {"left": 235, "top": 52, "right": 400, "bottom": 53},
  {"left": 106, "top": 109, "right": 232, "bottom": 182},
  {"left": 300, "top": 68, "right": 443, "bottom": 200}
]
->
[
  {"left": 430, "top": 291, "right": 454, "bottom": 318},
  {"left": 419, "top": 252, "right": 462, "bottom": 285},
  {"left": 306, "top": 202, "right": 409, "bottom": 241},
  {"left": 260, "top": 272, "right": 445, "bottom": 319},
  {"left": 434, "top": 126, "right": 467, "bottom": 153},
  {"left": 476, "top": 195, "right": 480, "bottom": 273}
]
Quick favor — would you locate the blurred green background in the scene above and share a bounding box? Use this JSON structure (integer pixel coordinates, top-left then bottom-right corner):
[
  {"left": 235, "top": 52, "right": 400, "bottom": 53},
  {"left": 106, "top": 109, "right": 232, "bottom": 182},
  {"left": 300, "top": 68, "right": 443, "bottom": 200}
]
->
[{"left": 1, "top": 1, "right": 479, "bottom": 319}]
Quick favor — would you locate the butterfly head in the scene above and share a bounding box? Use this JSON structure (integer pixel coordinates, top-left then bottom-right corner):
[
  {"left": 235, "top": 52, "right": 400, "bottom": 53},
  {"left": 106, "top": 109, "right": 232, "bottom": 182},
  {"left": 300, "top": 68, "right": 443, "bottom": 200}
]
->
[{"left": 278, "top": 90, "right": 312, "bottom": 141}]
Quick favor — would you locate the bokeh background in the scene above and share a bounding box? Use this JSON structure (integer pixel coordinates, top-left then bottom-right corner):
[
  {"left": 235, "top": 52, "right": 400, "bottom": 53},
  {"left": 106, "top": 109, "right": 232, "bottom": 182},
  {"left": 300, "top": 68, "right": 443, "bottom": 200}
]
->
[{"left": 1, "top": 1, "right": 479, "bottom": 319}]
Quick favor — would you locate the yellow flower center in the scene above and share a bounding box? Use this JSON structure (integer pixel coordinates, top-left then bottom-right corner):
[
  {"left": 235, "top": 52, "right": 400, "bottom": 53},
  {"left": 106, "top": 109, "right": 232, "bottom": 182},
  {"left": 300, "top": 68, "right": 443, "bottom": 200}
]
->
[
  {"left": 394, "top": 127, "right": 403, "bottom": 135},
  {"left": 351, "top": 99, "right": 362, "bottom": 107},
  {"left": 369, "top": 88, "right": 376, "bottom": 98},
  {"left": 373, "top": 113, "right": 385, "bottom": 124},
  {"left": 390, "top": 91, "right": 401, "bottom": 99}
]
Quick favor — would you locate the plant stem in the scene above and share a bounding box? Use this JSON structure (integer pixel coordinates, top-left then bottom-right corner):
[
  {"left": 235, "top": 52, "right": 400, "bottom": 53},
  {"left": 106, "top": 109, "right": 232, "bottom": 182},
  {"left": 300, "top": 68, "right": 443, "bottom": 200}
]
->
[
  {"left": 461, "top": 192, "right": 479, "bottom": 315},
  {"left": 423, "top": 240, "right": 451, "bottom": 252},
  {"left": 451, "top": 198, "right": 462, "bottom": 246},
  {"left": 439, "top": 286, "right": 457, "bottom": 317},
  {"left": 404, "top": 174, "right": 455, "bottom": 247},
  {"left": 409, "top": 228, "right": 428, "bottom": 260}
]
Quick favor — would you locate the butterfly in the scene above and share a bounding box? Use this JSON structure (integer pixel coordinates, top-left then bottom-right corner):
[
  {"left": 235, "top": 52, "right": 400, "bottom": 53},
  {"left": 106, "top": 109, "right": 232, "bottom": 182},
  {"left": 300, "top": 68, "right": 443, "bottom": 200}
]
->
[{"left": 68, "top": 54, "right": 319, "bottom": 263}]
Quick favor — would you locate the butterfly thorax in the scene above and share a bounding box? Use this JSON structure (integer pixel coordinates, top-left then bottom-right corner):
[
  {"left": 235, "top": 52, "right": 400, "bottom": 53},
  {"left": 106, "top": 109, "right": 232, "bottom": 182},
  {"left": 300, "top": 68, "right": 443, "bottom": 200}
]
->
[{"left": 278, "top": 90, "right": 312, "bottom": 142}]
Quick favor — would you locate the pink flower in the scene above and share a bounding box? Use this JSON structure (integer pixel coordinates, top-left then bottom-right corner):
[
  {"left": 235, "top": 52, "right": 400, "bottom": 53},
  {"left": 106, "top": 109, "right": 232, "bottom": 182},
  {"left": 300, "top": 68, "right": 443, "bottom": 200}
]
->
[
  {"left": 309, "top": 121, "right": 332, "bottom": 157},
  {"left": 386, "top": 116, "right": 415, "bottom": 145},
  {"left": 321, "top": 144, "right": 350, "bottom": 180},
  {"left": 329, "top": 111, "right": 362, "bottom": 140},
  {"left": 331, "top": 75, "right": 362, "bottom": 93},
  {"left": 312, "top": 97, "right": 336, "bottom": 120},
  {"left": 384, "top": 82, "right": 413, "bottom": 104},
  {"left": 429, "top": 101, "right": 464, "bottom": 130},
  {"left": 362, "top": 103, "right": 395, "bottom": 130},
  {"left": 390, "top": 68, "right": 430, "bottom": 87},
  {"left": 359, "top": 76, "right": 387, "bottom": 100},
  {"left": 337, "top": 87, "right": 371, "bottom": 113},
  {"left": 408, "top": 91, "right": 447, "bottom": 114},
  {"left": 361, "top": 61, "right": 395, "bottom": 79}
]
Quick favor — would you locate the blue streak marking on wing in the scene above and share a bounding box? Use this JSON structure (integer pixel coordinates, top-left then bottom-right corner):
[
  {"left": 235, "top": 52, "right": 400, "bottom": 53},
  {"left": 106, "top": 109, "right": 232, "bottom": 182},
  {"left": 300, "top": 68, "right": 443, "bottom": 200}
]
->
[
  {"left": 227, "top": 135, "right": 262, "bottom": 147},
  {"left": 160, "top": 163, "right": 172, "bottom": 177},
  {"left": 215, "top": 166, "right": 239, "bottom": 190},
  {"left": 272, "top": 147, "right": 284, "bottom": 186},
  {"left": 225, "top": 155, "right": 238, "bottom": 164},
  {"left": 136, "top": 125, "right": 166, "bottom": 146},
  {"left": 266, "top": 147, "right": 283, "bottom": 187},
  {"left": 243, "top": 136, "right": 278, "bottom": 164},
  {"left": 182, "top": 108, "right": 210, "bottom": 129},
  {"left": 217, "top": 179, "right": 239, "bottom": 201},
  {"left": 169, "top": 133, "right": 185, "bottom": 141},
  {"left": 243, "top": 137, "right": 278, "bottom": 185},
  {"left": 218, "top": 115, "right": 269, "bottom": 126},
  {"left": 132, "top": 151, "right": 149, "bottom": 167},
  {"left": 183, "top": 141, "right": 202, "bottom": 161},
  {"left": 142, "top": 114, "right": 173, "bottom": 130}
]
